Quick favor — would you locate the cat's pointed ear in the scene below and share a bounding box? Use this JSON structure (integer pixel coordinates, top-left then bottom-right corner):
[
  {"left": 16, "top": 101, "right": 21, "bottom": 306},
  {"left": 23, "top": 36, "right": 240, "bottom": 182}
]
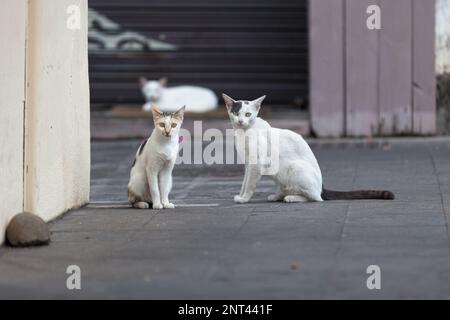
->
[
  {"left": 252, "top": 95, "right": 266, "bottom": 107},
  {"left": 222, "top": 93, "right": 236, "bottom": 110},
  {"left": 151, "top": 105, "right": 163, "bottom": 118},
  {"left": 173, "top": 105, "right": 186, "bottom": 120},
  {"left": 139, "top": 77, "right": 148, "bottom": 88},
  {"left": 159, "top": 77, "right": 168, "bottom": 87},
  {"left": 252, "top": 95, "right": 266, "bottom": 111}
]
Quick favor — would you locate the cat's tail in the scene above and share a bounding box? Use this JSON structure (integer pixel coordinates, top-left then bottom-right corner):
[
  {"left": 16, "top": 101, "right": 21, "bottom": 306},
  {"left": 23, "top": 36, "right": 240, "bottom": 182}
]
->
[{"left": 321, "top": 187, "right": 394, "bottom": 200}]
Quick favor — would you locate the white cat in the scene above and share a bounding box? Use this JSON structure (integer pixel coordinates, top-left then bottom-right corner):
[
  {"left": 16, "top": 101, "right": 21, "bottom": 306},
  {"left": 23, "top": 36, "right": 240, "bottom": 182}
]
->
[
  {"left": 140, "top": 77, "right": 218, "bottom": 113},
  {"left": 128, "top": 105, "right": 185, "bottom": 209},
  {"left": 222, "top": 94, "right": 395, "bottom": 203}
]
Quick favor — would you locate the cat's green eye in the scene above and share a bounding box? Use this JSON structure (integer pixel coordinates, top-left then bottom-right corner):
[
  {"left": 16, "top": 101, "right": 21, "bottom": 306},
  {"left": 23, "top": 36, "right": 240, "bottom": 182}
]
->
[
  {"left": 245, "top": 112, "right": 252, "bottom": 117},
  {"left": 159, "top": 123, "right": 165, "bottom": 128},
  {"left": 171, "top": 123, "right": 177, "bottom": 128}
]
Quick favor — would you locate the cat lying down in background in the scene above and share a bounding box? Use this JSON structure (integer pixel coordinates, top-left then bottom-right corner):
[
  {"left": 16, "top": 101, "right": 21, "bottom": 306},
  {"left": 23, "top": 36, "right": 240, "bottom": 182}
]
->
[{"left": 140, "top": 77, "right": 218, "bottom": 113}]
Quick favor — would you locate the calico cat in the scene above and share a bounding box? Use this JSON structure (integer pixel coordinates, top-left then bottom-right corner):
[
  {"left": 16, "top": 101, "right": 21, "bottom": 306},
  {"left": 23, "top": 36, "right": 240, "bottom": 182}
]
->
[
  {"left": 128, "top": 105, "right": 185, "bottom": 209},
  {"left": 222, "top": 94, "right": 394, "bottom": 203},
  {"left": 140, "top": 77, "right": 218, "bottom": 113}
]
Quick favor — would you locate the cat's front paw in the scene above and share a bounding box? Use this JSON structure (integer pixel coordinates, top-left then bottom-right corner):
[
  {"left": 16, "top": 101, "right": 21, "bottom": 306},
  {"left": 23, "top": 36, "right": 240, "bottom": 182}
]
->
[
  {"left": 163, "top": 202, "right": 175, "bottom": 209},
  {"left": 152, "top": 202, "right": 163, "bottom": 209},
  {"left": 234, "top": 195, "right": 249, "bottom": 204}
]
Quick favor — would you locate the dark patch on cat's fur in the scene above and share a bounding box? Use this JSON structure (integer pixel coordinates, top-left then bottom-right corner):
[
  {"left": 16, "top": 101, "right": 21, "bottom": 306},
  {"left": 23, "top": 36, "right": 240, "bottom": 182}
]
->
[
  {"left": 231, "top": 101, "right": 243, "bottom": 114},
  {"left": 131, "top": 157, "right": 136, "bottom": 168},
  {"left": 138, "top": 139, "right": 148, "bottom": 156}
]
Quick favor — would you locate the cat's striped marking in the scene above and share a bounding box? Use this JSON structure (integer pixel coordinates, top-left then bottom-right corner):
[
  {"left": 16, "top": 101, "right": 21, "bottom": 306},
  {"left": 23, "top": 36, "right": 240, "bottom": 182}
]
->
[
  {"left": 132, "top": 138, "right": 148, "bottom": 168},
  {"left": 138, "top": 138, "right": 148, "bottom": 155}
]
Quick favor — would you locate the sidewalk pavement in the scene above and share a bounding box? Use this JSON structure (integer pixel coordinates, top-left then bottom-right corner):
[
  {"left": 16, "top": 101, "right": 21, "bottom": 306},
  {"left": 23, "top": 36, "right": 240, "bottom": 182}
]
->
[{"left": 1, "top": 138, "right": 450, "bottom": 299}]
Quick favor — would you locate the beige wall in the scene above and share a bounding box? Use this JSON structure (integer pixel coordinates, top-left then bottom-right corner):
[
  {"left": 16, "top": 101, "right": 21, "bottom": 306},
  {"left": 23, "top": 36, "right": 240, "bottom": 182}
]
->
[
  {"left": 0, "top": 0, "right": 90, "bottom": 243},
  {"left": 0, "top": 0, "right": 27, "bottom": 244},
  {"left": 25, "top": 0, "right": 90, "bottom": 221}
]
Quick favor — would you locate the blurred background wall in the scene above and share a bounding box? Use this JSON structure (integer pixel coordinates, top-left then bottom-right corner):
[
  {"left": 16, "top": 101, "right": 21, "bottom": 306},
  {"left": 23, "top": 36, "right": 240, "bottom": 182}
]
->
[
  {"left": 310, "top": 0, "right": 436, "bottom": 137},
  {"left": 88, "top": 0, "right": 437, "bottom": 137}
]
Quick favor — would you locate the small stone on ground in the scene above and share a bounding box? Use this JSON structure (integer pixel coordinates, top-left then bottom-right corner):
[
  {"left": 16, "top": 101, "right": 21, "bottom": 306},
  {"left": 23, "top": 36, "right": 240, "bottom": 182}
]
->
[{"left": 6, "top": 212, "right": 50, "bottom": 247}]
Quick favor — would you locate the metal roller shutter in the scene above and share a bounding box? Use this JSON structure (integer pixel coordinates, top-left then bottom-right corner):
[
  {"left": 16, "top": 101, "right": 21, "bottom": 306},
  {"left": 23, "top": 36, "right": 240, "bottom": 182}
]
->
[{"left": 88, "top": 0, "right": 308, "bottom": 107}]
